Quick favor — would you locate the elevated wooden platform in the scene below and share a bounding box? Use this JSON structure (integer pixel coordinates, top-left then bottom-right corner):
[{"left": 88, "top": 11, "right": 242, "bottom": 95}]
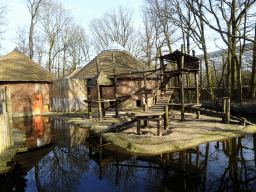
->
[{"left": 135, "top": 89, "right": 173, "bottom": 136}]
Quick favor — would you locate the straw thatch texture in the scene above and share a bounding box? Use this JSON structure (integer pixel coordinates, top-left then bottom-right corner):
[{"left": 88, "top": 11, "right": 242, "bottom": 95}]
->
[
  {"left": 67, "top": 67, "right": 82, "bottom": 78},
  {"left": 87, "top": 71, "right": 113, "bottom": 87},
  {"left": 0, "top": 51, "right": 54, "bottom": 82},
  {"left": 73, "top": 50, "right": 152, "bottom": 79}
]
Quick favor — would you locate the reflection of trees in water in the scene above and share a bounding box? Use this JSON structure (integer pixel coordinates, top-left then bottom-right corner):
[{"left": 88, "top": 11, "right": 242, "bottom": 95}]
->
[
  {"left": 34, "top": 145, "right": 91, "bottom": 192},
  {"left": 200, "top": 135, "right": 256, "bottom": 191},
  {"left": 91, "top": 135, "right": 256, "bottom": 192}
]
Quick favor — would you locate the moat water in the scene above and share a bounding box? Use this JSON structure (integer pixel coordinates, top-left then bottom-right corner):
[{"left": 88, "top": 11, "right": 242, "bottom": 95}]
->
[{"left": 1, "top": 115, "right": 256, "bottom": 192}]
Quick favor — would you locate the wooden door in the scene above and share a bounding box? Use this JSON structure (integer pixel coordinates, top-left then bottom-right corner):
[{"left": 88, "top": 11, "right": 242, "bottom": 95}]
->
[{"left": 34, "top": 94, "right": 43, "bottom": 114}]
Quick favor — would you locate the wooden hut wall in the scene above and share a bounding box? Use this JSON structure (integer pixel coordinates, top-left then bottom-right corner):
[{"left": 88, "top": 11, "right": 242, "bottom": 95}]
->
[
  {"left": 88, "top": 78, "right": 159, "bottom": 107},
  {"left": 51, "top": 79, "right": 87, "bottom": 112}
]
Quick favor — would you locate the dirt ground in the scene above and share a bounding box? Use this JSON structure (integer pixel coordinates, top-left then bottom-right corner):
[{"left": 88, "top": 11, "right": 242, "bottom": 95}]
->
[{"left": 47, "top": 108, "right": 256, "bottom": 155}]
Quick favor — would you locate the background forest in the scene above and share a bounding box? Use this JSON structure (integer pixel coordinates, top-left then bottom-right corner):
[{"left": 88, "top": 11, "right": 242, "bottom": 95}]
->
[{"left": 0, "top": 0, "right": 256, "bottom": 102}]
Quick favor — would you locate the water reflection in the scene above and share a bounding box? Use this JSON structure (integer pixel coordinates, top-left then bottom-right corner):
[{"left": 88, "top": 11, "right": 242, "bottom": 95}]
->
[{"left": 1, "top": 116, "right": 256, "bottom": 191}]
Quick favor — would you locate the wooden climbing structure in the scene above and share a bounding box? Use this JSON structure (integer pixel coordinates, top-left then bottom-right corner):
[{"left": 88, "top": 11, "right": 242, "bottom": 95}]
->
[
  {"left": 135, "top": 89, "right": 173, "bottom": 136},
  {"left": 84, "top": 44, "right": 204, "bottom": 135},
  {"left": 160, "top": 45, "right": 201, "bottom": 121}
]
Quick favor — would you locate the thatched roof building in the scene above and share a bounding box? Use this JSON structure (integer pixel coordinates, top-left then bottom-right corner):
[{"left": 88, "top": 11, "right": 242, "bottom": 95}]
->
[
  {"left": 0, "top": 50, "right": 54, "bottom": 82},
  {"left": 71, "top": 42, "right": 158, "bottom": 107},
  {"left": 0, "top": 50, "right": 54, "bottom": 117},
  {"left": 67, "top": 67, "right": 82, "bottom": 78},
  {"left": 73, "top": 42, "right": 152, "bottom": 79}
]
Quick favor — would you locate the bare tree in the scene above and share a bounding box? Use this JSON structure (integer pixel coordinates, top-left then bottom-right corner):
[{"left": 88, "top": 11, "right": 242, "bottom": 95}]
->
[
  {"left": 12, "top": 25, "right": 29, "bottom": 55},
  {"left": 139, "top": 11, "right": 156, "bottom": 69},
  {"left": 27, "top": 0, "right": 43, "bottom": 59},
  {"left": 39, "top": 0, "right": 73, "bottom": 73},
  {"left": 0, "top": 3, "right": 8, "bottom": 52},
  {"left": 186, "top": 0, "right": 256, "bottom": 99},
  {"left": 89, "top": 5, "right": 138, "bottom": 54}
]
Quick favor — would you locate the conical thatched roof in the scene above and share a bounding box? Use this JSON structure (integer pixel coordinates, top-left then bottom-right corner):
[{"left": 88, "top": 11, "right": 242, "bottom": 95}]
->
[
  {"left": 87, "top": 71, "right": 113, "bottom": 87},
  {"left": 73, "top": 50, "right": 153, "bottom": 79},
  {"left": 67, "top": 67, "right": 82, "bottom": 78},
  {"left": 0, "top": 50, "right": 54, "bottom": 82}
]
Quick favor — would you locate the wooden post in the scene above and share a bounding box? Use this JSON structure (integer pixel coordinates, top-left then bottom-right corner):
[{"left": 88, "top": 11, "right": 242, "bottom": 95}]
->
[
  {"left": 143, "top": 74, "right": 148, "bottom": 126},
  {"left": 86, "top": 80, "right": 92, "bottom": 119},
  {"left": 144, "top": 119, "right": 148, "bottom": 128},
  {"left": 160, "top": 47, "right": 164, "bottom": 92},
  {"left": 97, "top": 83, "right": 102, "bottom": 122},
  {"left": 100, "top": 86, "right": 105, "bottom": 117},
  {"left": 143, "top": 73, "right": 148, "bottom": 111},
  {"left": 157, "top": 119, "right": 162, "bottom": 136},
  {"left": 195, "top": 73, "right": 200, "bottom": 119},
  {"left": 5, "top": 86, "right": 13, "bottom": 145},
  {"left": 225, "top": 97, "right": 230, "bottom": 123},
  {"left": 112, "top": 53, "right": 119, "bottom": 118},
  {"left": 200, "top": 59, "right": 203, "bottom": 85},
  {"left": 222, "top": 97, "right": 227, "bottom": 122},
  {"left": 164, "top": 105, "right": 168, "bottom": 130},
  {"left": 180, "top": 44, "right": 185, "bottom": 121},
  {"left": 137, "top": 120, "right": 141, "bottom": 135},
  {"left": 241, "top": 118, "right": 246, "bottom": 126}
]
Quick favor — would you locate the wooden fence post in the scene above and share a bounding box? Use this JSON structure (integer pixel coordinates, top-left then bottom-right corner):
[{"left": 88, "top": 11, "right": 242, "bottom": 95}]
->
[
  {"left": 222, "top": 98, "right": 226, "bottom": 123},
  {"left": 241, "top": 118, "right": 246, "bottom": 126},
  {"left": 225, "top": 98, "right": 230, "bottom": 124},
  {"left": 164, "top": 105, "right": 168, "bottom": 130},
  {"left": 137, "top": 120, "right": 141, "bottom": 135},
  {"left": 180, "top": 44, "right": 185, "bottom": 121},
  {"left": 157, "top": 120, "right": 162, "bottom": 136},
  {"left": 5, "top": 86, "right": 13, "bottom": 146}
]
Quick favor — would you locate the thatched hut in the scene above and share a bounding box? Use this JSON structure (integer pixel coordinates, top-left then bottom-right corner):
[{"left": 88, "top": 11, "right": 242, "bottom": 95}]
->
[
  {"left": 0, "top": 49, "right": 54, "bottom": 117},
  {"left": 72, "top": 42, "right": 159, "bottom": 107}
]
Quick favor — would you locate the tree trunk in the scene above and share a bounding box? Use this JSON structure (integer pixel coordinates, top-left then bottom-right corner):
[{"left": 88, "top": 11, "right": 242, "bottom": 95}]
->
[
  {"left": 231, "top": 0, "right": 237, "bottom": 99},
  {"left": 29, "top": 20, "right": 34, "bottom": 59},
  {"left": 250, "top": 25, "right": 256, "bottom": 98}
]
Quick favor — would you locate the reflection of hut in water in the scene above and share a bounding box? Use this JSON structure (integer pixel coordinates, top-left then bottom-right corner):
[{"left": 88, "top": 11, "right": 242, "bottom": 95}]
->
[
  {"left": 72, "top": 42, "right": 158, "bottom": 107},
  {"left": 13, "top": 116, "right": 51, "bottom": 149},
  {"left": 84, "top": 131, "right": 133, "bottom": 180},
  {"left": 51, "top": 119, "right": 89, "bottom": 147},
  {"left": 0, "top": 49, "right": 54, "bottom": 117}
]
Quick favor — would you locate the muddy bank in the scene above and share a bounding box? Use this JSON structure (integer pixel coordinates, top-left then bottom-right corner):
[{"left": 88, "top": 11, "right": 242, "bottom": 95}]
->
[{"left": 47, "top": 109, "right": 256, "bottom": 155}]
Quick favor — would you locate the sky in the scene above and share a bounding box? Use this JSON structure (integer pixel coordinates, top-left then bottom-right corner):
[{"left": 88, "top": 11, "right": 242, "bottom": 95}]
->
[{"left": 1, "top": 0, "right": 144, "bottom": 55}]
